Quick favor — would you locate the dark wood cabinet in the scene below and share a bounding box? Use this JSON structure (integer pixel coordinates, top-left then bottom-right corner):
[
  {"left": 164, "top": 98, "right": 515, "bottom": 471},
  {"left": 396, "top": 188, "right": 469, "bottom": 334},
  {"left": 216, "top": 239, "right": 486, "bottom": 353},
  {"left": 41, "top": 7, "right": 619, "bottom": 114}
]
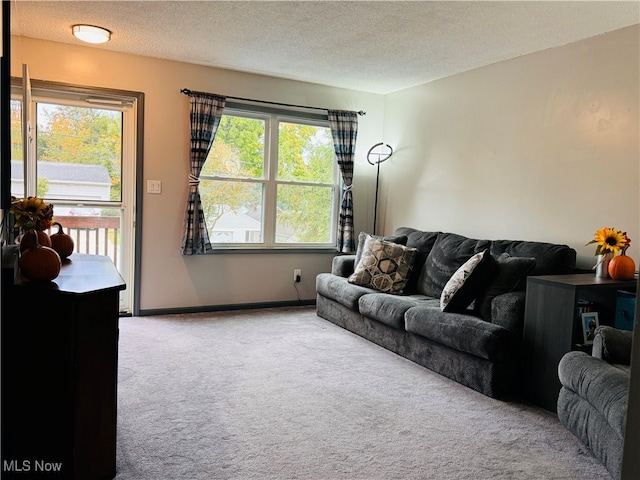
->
[
  {"left": 523, "top": 274, "right": 636, "bottom": 412},
  {"left": 1, "top": 254, "right": 125, "bottom": 479}
]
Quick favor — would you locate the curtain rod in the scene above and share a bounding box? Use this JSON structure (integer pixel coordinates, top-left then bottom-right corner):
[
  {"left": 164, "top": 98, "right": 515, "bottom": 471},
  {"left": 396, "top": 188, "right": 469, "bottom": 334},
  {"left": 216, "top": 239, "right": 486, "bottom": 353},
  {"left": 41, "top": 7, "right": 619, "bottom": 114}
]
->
[{"left": 180, "top": 88, "right": 365, "bottom": 116}]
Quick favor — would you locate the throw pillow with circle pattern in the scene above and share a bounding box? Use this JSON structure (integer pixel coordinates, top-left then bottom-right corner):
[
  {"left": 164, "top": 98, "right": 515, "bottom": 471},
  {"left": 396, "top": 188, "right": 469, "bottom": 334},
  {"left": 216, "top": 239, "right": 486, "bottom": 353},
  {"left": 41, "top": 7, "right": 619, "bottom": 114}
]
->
[
  {"left": 354, "top": 231, "right": 408, "bottom": 268},
  {"left": 348, "top": 235, "right": 418, "bottom": 294}
]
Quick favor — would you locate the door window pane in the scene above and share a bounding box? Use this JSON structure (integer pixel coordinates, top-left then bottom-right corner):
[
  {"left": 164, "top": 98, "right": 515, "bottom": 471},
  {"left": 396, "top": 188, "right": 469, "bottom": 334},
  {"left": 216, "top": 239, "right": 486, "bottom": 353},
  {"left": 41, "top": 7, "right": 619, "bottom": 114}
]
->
[
  {"left": 36, "top": 103, "right": 122, "bottom": 202},
  {"left": 47, "top": 207, "right": 122, "bottom": 264}
]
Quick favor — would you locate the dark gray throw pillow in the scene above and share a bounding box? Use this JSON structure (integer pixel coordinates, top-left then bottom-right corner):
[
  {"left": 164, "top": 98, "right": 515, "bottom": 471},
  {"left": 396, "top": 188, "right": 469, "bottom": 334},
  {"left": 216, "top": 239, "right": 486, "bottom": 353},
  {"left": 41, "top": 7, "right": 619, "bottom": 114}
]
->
[
  {"left": 440, "top": 249, "right": 496, "bottom": 312},
  {"left": 475, "top": 253, "right": 536, "bottom": 321},
  {"left": 418, "top": 233, "right": 491, "bottom": 298},
  {"left": 354, "top": 231, "right": 408, "bottom": 267}
]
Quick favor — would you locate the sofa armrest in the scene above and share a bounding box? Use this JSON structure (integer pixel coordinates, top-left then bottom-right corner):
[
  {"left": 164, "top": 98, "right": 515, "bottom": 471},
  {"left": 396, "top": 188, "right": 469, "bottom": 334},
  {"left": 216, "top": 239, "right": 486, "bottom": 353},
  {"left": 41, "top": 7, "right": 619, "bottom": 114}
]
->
[
  {"left": 490, "top": 291, "right": 526, "bottom": 338},
  {"left": 592, "top": 326, "right": 633, "bottom": 365},
  {"left": 558, "top": 350, "right": 629, "bottom": 435},
  {"left": 332, "top": 255, "right": 356, "bottom": 277}
]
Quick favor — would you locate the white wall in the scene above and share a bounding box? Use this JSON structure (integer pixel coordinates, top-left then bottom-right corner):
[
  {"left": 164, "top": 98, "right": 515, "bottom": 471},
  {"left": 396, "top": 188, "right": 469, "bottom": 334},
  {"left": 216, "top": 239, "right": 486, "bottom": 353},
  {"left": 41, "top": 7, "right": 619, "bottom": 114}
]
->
[
  {"left": 381, "top": 25, "right": 639, "bottom": 269},
  {"left": 11, "top": 37, "right": 384, "bottom": 311},
  {"left": 11, "top": 25, "right": 640, "bottom": 310}
]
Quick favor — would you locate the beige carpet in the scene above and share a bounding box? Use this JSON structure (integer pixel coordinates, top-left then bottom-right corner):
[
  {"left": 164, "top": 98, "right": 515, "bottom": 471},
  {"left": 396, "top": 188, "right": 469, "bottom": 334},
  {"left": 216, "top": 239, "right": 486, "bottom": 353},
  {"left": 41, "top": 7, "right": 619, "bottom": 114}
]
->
[{"left": 115, "top": 306, "right": 611, "bottom": 479}]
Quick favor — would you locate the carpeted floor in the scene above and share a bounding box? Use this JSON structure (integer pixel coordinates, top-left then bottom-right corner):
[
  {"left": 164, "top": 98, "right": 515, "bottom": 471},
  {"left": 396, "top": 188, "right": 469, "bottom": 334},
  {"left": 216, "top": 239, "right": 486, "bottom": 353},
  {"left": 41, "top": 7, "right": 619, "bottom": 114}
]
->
[{"left": 115, "top": 306, "right": 611, "bottom": 480}]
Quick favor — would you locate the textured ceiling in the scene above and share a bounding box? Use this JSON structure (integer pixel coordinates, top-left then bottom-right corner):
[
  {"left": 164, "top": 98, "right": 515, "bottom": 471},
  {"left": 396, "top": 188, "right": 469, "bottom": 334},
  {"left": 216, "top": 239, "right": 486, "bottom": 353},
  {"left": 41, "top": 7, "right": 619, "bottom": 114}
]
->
[{"left": 10, "top": 1, "right": 640, "bottom": 94}]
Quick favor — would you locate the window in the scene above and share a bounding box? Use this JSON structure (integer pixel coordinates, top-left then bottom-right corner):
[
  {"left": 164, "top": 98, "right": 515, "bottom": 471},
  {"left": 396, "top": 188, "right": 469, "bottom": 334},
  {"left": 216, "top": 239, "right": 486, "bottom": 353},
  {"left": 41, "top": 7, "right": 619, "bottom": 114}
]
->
[{"left": 200, "top": 106, "right": 338, "bottom": 248}]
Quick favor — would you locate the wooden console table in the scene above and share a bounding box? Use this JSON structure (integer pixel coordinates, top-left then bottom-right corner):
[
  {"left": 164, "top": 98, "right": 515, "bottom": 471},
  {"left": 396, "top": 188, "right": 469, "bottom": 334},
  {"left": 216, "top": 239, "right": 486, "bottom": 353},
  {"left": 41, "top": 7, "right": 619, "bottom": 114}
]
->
[
  {"left": 1, "top": 253, "right": 125, "bottom": 479},
  {"left": 523, "top": 273, "right": 636, "bottom": 412}
]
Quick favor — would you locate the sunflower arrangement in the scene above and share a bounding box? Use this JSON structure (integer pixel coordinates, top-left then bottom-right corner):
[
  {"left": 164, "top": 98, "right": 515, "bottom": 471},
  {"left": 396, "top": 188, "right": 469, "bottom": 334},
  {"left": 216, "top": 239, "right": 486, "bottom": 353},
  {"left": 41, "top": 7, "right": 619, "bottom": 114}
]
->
[
  {"left": 586, "top": 227, "right": 630, "bottom": 256},
  {"left": 9, "top": 196, "right": 54, "bottom": 231}
]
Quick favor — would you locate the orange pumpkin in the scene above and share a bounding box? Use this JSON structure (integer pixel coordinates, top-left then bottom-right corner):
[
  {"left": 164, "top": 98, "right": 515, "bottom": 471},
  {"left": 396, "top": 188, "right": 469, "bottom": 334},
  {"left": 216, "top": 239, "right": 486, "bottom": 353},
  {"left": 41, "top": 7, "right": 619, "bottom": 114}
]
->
[
  {"left": 18, "top": 231, "right": 62, "bottom": 282},
  {"left": 19, "top": 229, "right": 52, "bottom": 253},
  {"left": 50, "top": 222, "right": 74, "bottom": 259},
  {"left": 608, "top": 254, "right": 636, "bottom": 281}
]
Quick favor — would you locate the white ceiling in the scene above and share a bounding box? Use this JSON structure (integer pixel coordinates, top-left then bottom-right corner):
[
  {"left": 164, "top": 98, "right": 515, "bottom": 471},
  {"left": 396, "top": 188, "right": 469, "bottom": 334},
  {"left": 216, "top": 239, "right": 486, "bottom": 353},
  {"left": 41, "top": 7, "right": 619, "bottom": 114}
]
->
[{"left": 10, "top": 1, "right": 640, "bottom": 94}]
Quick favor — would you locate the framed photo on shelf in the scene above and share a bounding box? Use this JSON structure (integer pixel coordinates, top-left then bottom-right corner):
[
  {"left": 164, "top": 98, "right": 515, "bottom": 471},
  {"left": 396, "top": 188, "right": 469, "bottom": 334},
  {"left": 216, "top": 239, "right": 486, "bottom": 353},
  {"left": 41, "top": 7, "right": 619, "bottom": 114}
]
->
[{"left": 582, "top": 312, "right": 600, "bottom": 345}]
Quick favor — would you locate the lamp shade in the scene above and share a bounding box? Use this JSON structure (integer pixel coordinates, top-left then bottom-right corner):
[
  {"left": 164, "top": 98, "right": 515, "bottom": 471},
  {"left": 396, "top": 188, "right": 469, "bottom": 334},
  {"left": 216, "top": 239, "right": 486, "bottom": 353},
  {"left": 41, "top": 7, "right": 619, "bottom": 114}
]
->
[{"left": 72, "top": 25, "right": 111, "bottom": 44}]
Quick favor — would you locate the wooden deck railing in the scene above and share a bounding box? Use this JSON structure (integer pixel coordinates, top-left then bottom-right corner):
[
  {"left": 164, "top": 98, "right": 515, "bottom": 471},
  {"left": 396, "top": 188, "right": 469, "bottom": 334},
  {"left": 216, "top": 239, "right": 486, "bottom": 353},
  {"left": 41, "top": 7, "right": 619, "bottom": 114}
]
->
[{"left": 47, "top": 215, "right": 121, "bottom": 265}]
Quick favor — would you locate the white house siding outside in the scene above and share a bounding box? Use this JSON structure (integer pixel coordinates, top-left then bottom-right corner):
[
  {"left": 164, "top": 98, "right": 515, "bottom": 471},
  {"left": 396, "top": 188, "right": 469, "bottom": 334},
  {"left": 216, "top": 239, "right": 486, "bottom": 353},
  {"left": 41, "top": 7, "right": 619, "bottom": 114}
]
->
[
  {"left": 11, "top": 160, "right": 119, "bottom": 263},
  {"left": 10, "top": 160, "right": 111, "bottom": 206}
]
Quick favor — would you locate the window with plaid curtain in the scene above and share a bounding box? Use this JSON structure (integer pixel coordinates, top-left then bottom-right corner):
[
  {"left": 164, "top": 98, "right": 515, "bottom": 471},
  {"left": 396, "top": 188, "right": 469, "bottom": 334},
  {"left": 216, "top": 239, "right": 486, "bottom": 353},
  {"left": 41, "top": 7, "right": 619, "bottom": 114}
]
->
[
  {"left": 328, "top": 110, "right": 358, "bottom": 253},
  {"left": 180, "top": 92, "right": 226, "bottom": 255}
]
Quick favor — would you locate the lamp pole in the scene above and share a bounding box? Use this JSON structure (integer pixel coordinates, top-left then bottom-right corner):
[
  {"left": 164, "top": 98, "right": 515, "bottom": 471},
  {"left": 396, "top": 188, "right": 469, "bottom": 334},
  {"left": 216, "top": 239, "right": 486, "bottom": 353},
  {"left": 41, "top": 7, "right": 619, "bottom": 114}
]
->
[{"left": 367, "top": 143, "right": 393, "bottom": 235}]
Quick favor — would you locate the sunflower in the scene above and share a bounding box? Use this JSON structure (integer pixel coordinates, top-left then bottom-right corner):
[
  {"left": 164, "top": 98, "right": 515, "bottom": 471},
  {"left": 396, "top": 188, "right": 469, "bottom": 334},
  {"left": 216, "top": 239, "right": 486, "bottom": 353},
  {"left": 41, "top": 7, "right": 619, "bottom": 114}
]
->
[
  {"left": 9, "top": 196, "right": 54, "bottom": 230},
  {"left": 586, "top": 227, "right": 629, "bottom": 256}
]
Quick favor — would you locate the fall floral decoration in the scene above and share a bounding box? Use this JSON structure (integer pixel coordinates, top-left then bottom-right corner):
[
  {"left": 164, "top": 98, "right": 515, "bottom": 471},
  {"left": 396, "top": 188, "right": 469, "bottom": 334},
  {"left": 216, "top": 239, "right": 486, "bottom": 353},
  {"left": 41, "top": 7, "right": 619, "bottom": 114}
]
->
[
  {"left": 586, "top": 227, "right": 630, "bottom": 257},
  {"left": 9, "top": 196, "right": 54, "bottom": 231}
]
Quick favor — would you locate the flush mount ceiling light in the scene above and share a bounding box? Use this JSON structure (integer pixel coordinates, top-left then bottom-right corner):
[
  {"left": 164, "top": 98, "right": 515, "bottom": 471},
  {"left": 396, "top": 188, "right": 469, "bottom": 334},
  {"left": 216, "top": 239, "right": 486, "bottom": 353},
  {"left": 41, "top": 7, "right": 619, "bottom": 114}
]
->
[{"left": 72, "top": 24, "right": 111, "bottom": 44}]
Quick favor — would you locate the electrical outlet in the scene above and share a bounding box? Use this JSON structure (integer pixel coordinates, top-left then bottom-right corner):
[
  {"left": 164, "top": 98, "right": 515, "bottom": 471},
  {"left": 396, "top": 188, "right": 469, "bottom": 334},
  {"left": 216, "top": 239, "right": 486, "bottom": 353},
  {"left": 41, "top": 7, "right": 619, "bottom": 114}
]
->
[{"left": 294, "top": 269, "right": 302, "bottom": 283}]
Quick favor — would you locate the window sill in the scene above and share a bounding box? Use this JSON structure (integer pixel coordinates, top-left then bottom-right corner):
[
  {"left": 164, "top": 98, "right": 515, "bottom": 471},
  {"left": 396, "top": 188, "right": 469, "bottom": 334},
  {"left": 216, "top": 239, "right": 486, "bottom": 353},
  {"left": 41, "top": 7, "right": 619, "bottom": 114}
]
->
[{"left": 204, "top": 247, "right": 338, "bottom": 255}]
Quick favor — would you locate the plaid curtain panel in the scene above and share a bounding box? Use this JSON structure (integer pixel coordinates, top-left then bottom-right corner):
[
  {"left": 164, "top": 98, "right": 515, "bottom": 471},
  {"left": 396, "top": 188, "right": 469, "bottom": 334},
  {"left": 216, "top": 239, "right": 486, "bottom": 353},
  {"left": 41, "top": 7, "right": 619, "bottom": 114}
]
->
[
  {"left": 180, "top": 92, "right": 226, "bottom": 255},
  {"left": 328, "top": 110, "right": 358, "bottom": 253}
]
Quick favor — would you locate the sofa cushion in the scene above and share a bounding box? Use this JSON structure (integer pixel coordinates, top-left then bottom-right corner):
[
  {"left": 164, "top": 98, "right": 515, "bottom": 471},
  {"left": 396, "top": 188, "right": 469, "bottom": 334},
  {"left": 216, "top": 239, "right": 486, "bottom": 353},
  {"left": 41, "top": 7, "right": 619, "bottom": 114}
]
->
[
  {"left": 440, "top": 249, "right": 496, "bottom": 312},
  {"left": 354, "top": 231, "right": 408, "bottom": 268},
  {"left": 358, "top": 293, "right": 435, "bottom": 330},
  {"left": 316, "top": 273, "right": 374, "bottom": 310},
  {"left": 474, "top": 253, "right": 536, "bottom": 321},
  {"left": 417, "top": 233, "right": 491, "bottom": 298},
  {"left": 490, "top": 239, "right": 575, "bottom": 276},
  {"left": 404, "top": 305, "right": 515, "bottom": 361},
  {"left": 592, "top": 326, "right": 633, "bottom": 364},
  {"left": 348, "top": 235, "right": 418, "bottom": 294}
]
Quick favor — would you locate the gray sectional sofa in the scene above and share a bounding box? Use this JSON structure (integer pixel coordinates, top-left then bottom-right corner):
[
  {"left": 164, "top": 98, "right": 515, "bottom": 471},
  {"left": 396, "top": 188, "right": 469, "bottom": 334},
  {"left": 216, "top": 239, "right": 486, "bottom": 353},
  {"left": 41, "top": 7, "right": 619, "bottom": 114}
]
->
[
  {"left": 558, "top": 326, "right": 632, "bottom": 480},
  {"left": 316, "top": 227, "right": 576, "bottom": 398}
]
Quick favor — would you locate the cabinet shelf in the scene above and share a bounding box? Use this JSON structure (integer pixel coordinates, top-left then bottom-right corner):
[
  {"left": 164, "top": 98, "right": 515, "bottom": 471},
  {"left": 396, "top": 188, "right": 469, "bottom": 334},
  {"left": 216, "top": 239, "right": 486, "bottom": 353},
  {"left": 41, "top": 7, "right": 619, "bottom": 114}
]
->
[
  {"left": 523, "top": 273, "right": 637, "bottom": 412},
  {"left": 1, "top": 254, "right": 125, "bottom": 479}
]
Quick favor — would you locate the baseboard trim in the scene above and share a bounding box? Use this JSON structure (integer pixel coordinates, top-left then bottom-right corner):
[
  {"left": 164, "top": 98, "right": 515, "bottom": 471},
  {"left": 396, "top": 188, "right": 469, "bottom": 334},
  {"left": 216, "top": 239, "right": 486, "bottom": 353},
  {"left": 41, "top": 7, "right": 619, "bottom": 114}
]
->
[{"left": 136, "top": 299, "right": 316, "bottom": 317}]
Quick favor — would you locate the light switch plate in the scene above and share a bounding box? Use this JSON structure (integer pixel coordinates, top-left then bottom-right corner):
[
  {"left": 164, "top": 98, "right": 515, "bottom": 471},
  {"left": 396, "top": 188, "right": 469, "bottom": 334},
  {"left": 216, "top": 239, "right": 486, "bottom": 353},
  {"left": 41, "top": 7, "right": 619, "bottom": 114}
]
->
[{"left": 147, "top": 180, "right": 162, "bottom": 194}]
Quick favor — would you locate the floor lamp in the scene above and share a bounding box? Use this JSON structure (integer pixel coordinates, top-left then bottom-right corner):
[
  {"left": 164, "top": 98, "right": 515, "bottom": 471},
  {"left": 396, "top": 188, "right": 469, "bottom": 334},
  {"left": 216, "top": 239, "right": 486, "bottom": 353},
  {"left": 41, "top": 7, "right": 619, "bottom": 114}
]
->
[{"left": 367, "top": 142, "right": 393, "bottom": 235}]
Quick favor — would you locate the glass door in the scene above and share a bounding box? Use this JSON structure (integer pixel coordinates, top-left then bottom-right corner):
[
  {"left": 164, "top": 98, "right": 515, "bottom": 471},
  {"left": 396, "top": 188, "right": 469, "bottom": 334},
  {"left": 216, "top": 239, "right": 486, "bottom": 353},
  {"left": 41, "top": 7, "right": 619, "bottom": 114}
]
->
[{"left": 11, "top": 79, "right": 140, "bottom": 313}]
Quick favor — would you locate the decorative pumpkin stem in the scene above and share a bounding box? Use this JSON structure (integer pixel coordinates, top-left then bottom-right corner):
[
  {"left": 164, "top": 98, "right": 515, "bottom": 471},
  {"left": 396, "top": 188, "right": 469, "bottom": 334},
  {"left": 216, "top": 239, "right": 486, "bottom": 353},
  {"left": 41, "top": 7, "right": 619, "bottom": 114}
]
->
[
  {"left": 27, "top": 229, "right": 40, "bottom": 250},
  {"left": 29, "top": 229, "right": 39, "bottom": 249},
  {"left": 49, "top": 222, "right": 74, "bottom": 259}
]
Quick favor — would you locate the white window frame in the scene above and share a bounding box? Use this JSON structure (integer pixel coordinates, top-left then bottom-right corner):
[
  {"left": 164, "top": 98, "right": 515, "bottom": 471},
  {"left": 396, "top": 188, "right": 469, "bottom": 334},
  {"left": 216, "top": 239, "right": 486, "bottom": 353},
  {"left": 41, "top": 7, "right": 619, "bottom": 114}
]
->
[{"left": 201, "top": 104, "right": 340, "bottom": 250}]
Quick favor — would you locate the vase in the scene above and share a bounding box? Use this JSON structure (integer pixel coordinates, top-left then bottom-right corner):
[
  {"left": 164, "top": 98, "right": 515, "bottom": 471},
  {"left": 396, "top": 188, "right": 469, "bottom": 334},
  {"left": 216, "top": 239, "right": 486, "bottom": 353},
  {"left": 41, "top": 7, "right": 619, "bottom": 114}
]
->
[{"left": 595, "top": 253, "right": 613, "bottom": 278}]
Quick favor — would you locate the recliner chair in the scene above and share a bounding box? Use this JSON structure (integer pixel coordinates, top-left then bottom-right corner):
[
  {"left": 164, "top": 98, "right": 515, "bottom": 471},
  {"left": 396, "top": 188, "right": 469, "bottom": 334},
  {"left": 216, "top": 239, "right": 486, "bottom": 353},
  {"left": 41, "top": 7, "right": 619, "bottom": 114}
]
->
[{"left": 557, "top": 326, "right": 632, "bottom": 480}]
